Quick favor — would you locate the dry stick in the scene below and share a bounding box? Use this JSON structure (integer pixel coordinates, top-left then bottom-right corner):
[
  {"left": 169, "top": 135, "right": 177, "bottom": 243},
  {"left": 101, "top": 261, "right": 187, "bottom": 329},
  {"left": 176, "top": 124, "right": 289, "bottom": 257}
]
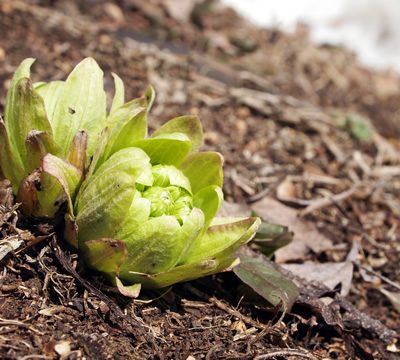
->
[
  {"left": 0, "top": 317, "right": 43, "bottom": 335},
  {"left": 209, "top": 297, "right": 283, "bottom": 338},
  {"left": 210, "top": 297, "right": 264, "bottom": 330},
  {"left": 184, "top": 284, "right": 264, "bottom": 330},
  {"left": 357, "top": 263, "right": 400, "bottom": 292},
  {"left": 299, "top": 185, "right": 359, "bottom": 216},
  {"left": 247, "top": 187, "right": 272, "bottom": 203},
  {"left": 18, "top": 356, "right": 50, "bottom": 360},
  {"left": 254, "top": 348, "right": 321, "bottom": 360},
  {"left": 15, "top": 234, "right": 53, "bottom": 255}
]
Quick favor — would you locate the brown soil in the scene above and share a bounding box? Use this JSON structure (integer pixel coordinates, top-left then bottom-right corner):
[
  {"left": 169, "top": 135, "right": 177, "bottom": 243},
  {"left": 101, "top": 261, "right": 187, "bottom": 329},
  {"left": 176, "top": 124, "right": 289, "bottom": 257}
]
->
[{"left": 0, "top": 1, "right": 399, "bottom": 359}]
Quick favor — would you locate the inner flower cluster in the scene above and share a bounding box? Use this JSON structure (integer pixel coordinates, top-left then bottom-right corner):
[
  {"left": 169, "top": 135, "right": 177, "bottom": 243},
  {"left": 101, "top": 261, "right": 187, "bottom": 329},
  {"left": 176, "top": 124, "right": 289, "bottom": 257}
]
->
[{"left": 137, "top": 164, "right": 193, "bottom": 224}]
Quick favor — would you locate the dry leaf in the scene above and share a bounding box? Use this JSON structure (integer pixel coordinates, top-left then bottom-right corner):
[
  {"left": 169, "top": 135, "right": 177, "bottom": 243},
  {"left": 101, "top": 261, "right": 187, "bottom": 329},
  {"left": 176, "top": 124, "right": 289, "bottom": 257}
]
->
[
  {"left": 234, "top": 250, "right": 299, "bottom": 311},
  {"left": 276, "top": 176, "right": 303, "bottom": 204},
  {"left": 379, "top": 288, "right": 400, "bottom": 313},
  {"left": 283, "top": 261, "right": 354, "bottom": 296},
  {"left": 163, "top": 0, "right": 201, "bottom": 22},
  {"left": 54, "top": 341, "right": 71, "bottom": 358}
]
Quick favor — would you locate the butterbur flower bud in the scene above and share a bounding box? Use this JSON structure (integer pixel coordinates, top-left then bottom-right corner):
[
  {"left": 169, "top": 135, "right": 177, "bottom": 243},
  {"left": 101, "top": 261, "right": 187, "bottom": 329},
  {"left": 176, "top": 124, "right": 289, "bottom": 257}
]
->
[
  {"left": 2, "top": 57, "right": 261, "bottom": 296},
  {"left": 62, "top": 107, "right": 260, "bottom": 292}
]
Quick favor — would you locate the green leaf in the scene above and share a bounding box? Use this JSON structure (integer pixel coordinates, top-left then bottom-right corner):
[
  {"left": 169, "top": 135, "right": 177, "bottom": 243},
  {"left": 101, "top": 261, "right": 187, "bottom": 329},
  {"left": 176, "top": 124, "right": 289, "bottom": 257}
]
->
[
  {"left": 51, "top": 57, "right": 106, "bottom": 157},
  {"left": 4, "top": 59, "right": 35, "bottom": 146},
  {"left": 75, "top": 148, "right": 151, "bottom": 241},
  {"left": 122, "top": 256, "right": 223, "bottom": 289},
  {"left": 116, "top": 192, "right": 151, "bottom": 233},
  {"left": 116, "top": 201, "right": 204, "bottom": 276},
  {"left": 344, "top": 113, "right": 374, "bottom": 142},
  {"left": 132, "top": 133, "right": 192, "bottom": 166},
  {"left": 106, "top": 97, "right": 146, "bottom": 130},
  {"left": 110, "top": 73, "right": 124, "bottom": 114},
  {"left": 152, "top": 164, "right": 191, "bottom": 194},
  {"left": 82, "top": 238, "right": 128, "bottom": 274},
  {"left": 180, "top": 152, "right": 223, "bottom": 194},
  {"left": 42, "top": 153, "right": 83, "bottom": 212},
  {"left": 5, "top": 78, "right": 53, "bottom": 166},
  {"left": 85, "top": 128, "right": 109, "bottom": 179},
  {"left": 121, "top": 246, "right": 243, "bottom": 290},
  {"left": 35, "top": 80, "right": 65, "bottom": 122},
  {"left": 97, "top": 102, "right": 147, "bottom": 169},
  {"left": 182, "top": 217, "right": 261, "bottom": 264},
  {"left": 136, "top": 164, "right": 154, "bottom": 187},
  {"left": 25, "top": 130, "right": 61, "bottom": 173},
  {"left": 118, "top": 215, "right": 181, "bottom": 275},
  {"left": 85, "top": 147, "right": 151, "bottom": 188},
  {"left": 106, "top": 110, "right": 147, "bottom": 155},
  {"left": 144, "top": 85, "right": 155, "bottom": 113},
  {"left": 151, "top": 115, "right": 203, "bottom": 152},
  {"left": 76, "top": 172, "right": 136, "bottom": 242},
  {"left": 174, "top": 208, "right": 205, "bottom": 264},
  {"left": 253, "top": 222, "right": 294, "bottom": 257},
  {"left": 36, "top": 172, "right": 64, "bottom": 217},
  {"left": 233, "top": 252, "right": 299, "bottom": 311},
  {"left": 33, "top": 82, "right": 45, "bottom": 88},
  {"left": 0, "top": 118, "right": 25, "bottom": 193},
  {"left": 193, "top": 185, "right": 223, "bottom": 230},
  {"left": 115, "top": 278, "right": 141, "bottom": 298}
]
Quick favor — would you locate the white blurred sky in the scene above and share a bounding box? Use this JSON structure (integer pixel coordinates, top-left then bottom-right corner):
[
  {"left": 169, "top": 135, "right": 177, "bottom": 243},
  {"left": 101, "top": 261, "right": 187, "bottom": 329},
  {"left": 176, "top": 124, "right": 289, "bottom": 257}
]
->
[{"left": 222, "top": 0, "right": 400, "bottom": 72}]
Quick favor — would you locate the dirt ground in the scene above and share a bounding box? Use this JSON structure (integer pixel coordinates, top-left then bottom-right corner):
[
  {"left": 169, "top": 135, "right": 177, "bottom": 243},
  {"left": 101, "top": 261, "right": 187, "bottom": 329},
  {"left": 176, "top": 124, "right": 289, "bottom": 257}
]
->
[{"left": 0, "top": 1, "right": 400, "bottom": 359}]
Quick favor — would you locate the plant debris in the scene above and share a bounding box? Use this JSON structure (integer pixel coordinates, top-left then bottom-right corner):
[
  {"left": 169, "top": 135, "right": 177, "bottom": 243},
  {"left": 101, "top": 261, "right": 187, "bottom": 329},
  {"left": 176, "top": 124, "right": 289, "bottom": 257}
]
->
[{"left": 0, "top": 0, "right": 399, "bottom": 359}]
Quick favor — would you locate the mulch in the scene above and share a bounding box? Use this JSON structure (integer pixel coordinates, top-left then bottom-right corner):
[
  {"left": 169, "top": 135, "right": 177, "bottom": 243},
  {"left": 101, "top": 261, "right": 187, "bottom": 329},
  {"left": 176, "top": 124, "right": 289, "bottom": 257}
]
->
[{"left": 0, "top": 1, "right": 399, "bottom": 359}]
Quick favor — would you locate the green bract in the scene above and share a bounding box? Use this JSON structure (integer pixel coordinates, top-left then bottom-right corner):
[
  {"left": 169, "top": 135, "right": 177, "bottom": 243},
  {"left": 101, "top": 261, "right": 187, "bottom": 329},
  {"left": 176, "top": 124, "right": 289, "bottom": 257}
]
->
[
  {"left": 0, "top": 58, "right": 106, "bottom": 216},
  {"left": 1, "top": 58, "right": 261, "bottom": 293}
]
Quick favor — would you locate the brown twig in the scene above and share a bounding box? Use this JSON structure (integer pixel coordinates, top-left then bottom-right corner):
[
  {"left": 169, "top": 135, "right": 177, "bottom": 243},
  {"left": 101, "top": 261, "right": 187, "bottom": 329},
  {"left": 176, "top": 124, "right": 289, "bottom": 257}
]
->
[
  {"left": 299, "top": 185, "right": 359, "bottom": 216},
  {"left": 0, "top": 317, "right": 43, "bottom": 335},
  {"left": 209, "top": 297, "right": 282, "bottom": 334},
  {"left": 356, "top": 263, "right": 400, "bottom": 292},
  {"left": 254, "top": 348, "right": 321, "bottom": 360}
]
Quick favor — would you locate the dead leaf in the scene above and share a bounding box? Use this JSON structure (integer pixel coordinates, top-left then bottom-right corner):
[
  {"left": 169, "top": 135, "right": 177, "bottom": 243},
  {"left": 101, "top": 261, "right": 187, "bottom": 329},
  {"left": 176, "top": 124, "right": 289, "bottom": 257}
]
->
[
  {"left": 379, "top": 288, "right": 400, "bottom": 313},
  {"left": 276, "top": 176, "right": 298, "bottom": 202},
  {"left": 115, "top": 277, "right": 141, "bottom": 298},
  {"left": 54, "top": 341, "right": 71, "bottom": 359},
  {"left": 103, "top": 2, "right": 124, "bottom": 23},
  {"left": 283, "top": 261, "right": 354, "bottom": 296},
  {"left": 387, "top": 340, "right": 400, "bottom": 353},
  {"left": 0, "top": 237, "right": 24, "bottom": 262},
  {"left": 0, "top": 179, "right": 13, "bottom": 208},
  {"left": 163, "top": 0, "right": 201, "bottom": 23},
  {"left": 251, "top": 197, "right": 333, "bottom": 262},
  {"left": 234, "top": 251, "right": 299, "bottom": 311}
]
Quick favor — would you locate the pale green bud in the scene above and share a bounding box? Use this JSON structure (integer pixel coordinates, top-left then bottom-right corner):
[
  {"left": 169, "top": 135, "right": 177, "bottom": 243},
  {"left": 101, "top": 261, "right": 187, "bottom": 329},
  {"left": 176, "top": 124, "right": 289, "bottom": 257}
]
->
[
  {"left": 142, "top": 186, "right": 175, "bottom": 217},
  {"left": 141, "top": 184, "right": 193, "bottom": 223}
]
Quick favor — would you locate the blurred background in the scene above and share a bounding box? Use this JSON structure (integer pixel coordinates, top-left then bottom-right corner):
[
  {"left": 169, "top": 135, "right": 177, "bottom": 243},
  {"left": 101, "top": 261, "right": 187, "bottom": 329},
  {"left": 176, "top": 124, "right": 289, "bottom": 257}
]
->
[
  {"left": 3, "top": 0, "right": 399, "bottom": 137},
  {"left": 223, "top": 0, "right": 400, "bottom": 72}
]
